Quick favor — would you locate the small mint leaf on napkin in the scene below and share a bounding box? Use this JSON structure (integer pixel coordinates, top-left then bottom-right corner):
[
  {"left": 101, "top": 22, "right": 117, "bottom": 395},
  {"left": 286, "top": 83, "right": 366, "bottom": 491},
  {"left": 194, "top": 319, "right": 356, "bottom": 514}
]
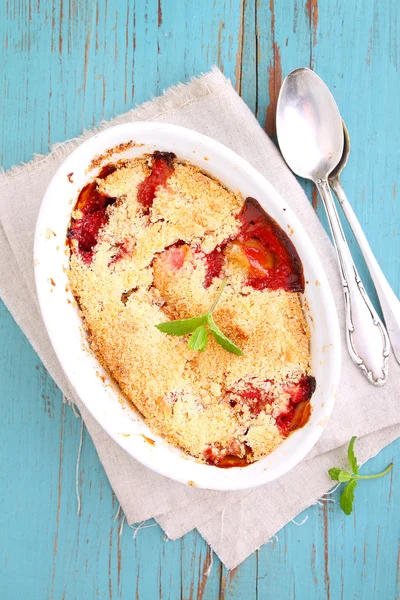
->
[
  {"left": 328, "top": 468, "right": 341, "bottom": 481},
  {"left": 347, "top": 435, "right": 359, "bottom": 475}
]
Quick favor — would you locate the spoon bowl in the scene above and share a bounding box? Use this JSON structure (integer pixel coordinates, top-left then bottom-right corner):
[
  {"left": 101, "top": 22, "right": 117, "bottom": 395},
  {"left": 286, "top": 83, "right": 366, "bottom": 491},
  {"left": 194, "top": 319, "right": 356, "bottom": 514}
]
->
[
  {"left": 330, "top": 120, "right": 351, "bottom": 179},
  {"left": 276, "top": 67, "right": 344, "bottom": 182}
]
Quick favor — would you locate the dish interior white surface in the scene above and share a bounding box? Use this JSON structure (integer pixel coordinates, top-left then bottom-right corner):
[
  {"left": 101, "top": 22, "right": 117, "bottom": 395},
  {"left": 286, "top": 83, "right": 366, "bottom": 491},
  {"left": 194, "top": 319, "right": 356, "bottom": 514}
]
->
[{"left": 34, "top": 122, "right": 341, "bottom": 490}]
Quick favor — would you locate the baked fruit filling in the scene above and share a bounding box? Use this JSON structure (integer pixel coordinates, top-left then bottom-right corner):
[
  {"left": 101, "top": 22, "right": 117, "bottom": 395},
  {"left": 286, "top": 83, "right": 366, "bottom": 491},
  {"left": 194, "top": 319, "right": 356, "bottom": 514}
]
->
[{"left": 68, "top": 151, "right": 315, "bottom": 467}]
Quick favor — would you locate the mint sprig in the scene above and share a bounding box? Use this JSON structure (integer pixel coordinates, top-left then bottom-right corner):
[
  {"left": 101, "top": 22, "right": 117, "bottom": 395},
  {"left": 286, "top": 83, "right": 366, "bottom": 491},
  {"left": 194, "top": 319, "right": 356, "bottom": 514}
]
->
[
  {"left": 155, "top": 277, "right": 243, "bottom": 355},
  {"left": 328, "top": 436, "right": 393, "bottom": 515}
]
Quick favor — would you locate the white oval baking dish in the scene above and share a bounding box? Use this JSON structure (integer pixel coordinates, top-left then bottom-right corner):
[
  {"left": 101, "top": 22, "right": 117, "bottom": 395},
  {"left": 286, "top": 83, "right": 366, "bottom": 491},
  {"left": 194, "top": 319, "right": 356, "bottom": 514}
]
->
[{"left": 34, "top": 122, "right": 341, "bottom": 491}]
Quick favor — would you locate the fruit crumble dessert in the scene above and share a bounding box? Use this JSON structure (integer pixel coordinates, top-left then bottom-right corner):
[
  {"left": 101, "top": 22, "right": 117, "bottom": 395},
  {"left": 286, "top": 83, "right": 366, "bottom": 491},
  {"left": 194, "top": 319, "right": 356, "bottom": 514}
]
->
[{"left": 67, "top": 151, "right": 315, "bottom": 467}]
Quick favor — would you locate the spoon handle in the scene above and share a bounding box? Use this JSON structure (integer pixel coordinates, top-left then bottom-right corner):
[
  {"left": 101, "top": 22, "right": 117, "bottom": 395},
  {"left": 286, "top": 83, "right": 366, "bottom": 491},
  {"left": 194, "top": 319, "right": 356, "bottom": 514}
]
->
[
  {"left": 315, "top": 178, "right": 390, "bottom": 385},
  {"left": 330, "top": 176, "right": 400, "bottom": 365}
]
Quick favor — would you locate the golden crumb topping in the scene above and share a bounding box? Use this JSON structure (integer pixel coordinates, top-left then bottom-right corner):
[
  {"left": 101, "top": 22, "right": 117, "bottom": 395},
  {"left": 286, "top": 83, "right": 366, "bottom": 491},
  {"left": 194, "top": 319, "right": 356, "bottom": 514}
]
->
[{"left": 68, "top": 152, "right": 314, "bottom": 467}]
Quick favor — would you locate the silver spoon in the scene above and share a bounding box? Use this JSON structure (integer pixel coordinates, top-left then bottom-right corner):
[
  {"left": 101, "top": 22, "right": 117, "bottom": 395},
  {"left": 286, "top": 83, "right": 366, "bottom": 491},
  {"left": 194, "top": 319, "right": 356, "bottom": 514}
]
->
[
  {"left": 329, "top": 121, "right": 400, "bottom": 365},
  {"left": 276, "top": 67, "right": 389, "bottom": 385}
]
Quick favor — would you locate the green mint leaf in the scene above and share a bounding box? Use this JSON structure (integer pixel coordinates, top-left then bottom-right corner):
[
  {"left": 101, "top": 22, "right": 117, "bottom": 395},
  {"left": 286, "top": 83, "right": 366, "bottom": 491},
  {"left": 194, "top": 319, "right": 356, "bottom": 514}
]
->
[
  {"left": 340, "top": 479, "right": 358, "bottom": 516},
  {"left": 155, "top": 315, "right": 207, "bottom": 336},
  {"left": 208, "top": 315, "right": 244, "bottom": 356},
  {"left": 328, "top": 468, "right": 341, "bottom": 481},
  {"left": 338, "top": 471, "right": 352, "bottom": 483},
  {"left": 188, "top": 325, "right": 208, "bottom": 352},
  {"left": 348, "top": 436, "right": 359, "bottom": 475}
]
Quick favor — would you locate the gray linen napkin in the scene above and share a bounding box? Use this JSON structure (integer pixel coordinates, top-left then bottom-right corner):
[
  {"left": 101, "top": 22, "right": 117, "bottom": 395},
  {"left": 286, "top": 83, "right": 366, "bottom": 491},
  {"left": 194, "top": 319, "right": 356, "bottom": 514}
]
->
[{"left": 1, "top": 67, "right": 399, "bottom": 570}]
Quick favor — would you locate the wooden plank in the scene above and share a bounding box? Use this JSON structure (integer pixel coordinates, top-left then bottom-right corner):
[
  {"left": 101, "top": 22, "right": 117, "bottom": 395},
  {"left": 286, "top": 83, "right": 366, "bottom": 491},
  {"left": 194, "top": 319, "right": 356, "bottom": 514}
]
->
[
  {"left": 220, "top": 556, "right": 258, "bottom": 599},
  {"left": 0, "top": 304, "right": 66, "bottom": 599},
  {"left": 181, "top": 530, "right": 221, "bottom": 600}
]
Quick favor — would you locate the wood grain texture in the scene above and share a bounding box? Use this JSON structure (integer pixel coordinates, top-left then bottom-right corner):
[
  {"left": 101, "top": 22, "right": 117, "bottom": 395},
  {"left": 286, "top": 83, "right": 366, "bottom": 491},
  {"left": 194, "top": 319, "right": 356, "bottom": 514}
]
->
[{"left": 1, "top": 1, "right": 399, "bottom": 598}]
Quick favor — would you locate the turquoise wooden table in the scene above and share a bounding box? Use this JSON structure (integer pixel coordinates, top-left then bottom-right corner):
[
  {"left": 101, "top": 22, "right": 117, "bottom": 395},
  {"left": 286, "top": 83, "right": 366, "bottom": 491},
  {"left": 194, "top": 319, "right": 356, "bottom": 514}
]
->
[{"left": 1, "top": 1, "right": 399, "bottom": 598}]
